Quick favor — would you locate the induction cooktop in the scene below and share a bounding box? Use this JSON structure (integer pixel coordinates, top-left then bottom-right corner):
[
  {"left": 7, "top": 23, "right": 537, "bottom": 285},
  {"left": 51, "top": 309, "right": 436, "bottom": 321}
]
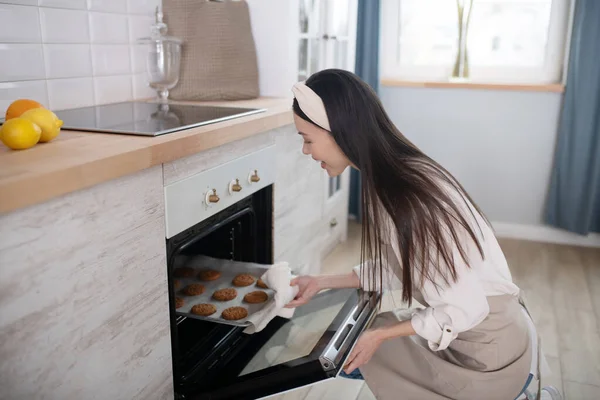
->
[{"left": 49, "top": 101, "right": 267, "bottom": 136}]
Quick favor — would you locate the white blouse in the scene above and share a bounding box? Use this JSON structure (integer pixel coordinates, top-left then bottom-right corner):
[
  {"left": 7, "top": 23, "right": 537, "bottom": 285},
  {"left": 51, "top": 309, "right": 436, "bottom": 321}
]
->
[{"left": 353, "top": 179, "right": 520, "bottom": 351}]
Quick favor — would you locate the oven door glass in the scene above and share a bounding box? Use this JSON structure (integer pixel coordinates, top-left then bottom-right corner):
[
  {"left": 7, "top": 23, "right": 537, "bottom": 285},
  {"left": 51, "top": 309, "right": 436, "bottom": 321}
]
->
[{"left": 183, "top": 287, "right": 379, "bottom": 400}]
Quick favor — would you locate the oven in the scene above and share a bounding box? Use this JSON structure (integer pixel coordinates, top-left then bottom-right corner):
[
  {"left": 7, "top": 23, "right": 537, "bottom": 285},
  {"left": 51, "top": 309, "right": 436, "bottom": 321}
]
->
[{"left": 164, "top": 146, "right": 379, "bottom": 400}]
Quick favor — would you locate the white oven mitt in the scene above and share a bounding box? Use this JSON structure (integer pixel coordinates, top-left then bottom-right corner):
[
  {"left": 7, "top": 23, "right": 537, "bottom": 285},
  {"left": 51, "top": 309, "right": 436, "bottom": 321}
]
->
[{"left": 243, "top": 262, "right": 299, "bottom": 334}]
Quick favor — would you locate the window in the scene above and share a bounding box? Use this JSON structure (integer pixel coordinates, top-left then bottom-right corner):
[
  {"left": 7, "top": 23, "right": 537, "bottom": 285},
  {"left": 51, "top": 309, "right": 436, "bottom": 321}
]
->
[{"left": 380, "top": 0, "right": 572, "bottom": 84}]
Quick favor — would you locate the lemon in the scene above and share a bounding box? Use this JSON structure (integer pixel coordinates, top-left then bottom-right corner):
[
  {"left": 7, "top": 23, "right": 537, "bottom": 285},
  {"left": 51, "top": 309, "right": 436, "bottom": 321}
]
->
[
  {"left": 0, "top": 118, "right": 42, "bottom": 150},
  {"left": 20, "top": 108, "right": 63, "bottom": 142}
]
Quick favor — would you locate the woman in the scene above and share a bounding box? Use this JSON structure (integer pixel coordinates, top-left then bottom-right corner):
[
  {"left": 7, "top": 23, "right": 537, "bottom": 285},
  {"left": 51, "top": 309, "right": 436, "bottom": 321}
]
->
[{"left": 286, "top": 69, "right": 532, "bottom": 400}]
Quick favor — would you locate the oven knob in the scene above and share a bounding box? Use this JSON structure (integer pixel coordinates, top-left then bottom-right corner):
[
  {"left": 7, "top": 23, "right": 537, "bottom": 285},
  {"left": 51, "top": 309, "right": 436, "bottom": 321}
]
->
[
  {"left": 229, "top": 178, "right": 242, "bottom": 194},
  {"left": 205, "top": 188, "right": 220, "bottom": 205},
  {"left": 248, "top": 169, "right": 261, "bottom": 184}
]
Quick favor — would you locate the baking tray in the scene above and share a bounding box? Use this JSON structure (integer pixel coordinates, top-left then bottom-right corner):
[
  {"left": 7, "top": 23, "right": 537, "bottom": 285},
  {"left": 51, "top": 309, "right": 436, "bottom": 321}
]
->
[{"left": 173, "top": 254, "right": 275, "bottom": 327}]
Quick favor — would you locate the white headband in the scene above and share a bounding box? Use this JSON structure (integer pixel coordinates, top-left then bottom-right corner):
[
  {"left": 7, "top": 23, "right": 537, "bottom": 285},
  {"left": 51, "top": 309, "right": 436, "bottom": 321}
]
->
[{"left": 291, "top": 81, "right": 331, "bottom": 131}]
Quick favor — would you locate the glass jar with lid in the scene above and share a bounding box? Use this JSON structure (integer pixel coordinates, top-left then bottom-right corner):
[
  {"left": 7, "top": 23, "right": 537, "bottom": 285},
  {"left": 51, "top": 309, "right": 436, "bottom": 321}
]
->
[{"left": 137, "top": 7, "right": 183, "bottom": 103}]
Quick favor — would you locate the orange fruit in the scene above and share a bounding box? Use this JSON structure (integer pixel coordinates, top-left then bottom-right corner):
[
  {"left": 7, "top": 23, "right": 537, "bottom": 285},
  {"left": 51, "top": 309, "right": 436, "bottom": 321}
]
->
[{"left": 5, "top": 99, "right": 44, "bottom": 121}]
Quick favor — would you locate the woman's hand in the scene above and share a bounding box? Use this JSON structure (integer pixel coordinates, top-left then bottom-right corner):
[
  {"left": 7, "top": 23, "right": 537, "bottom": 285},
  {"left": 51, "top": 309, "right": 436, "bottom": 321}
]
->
[
  {"left": 285, "top": 275, "right": 321, "bottom": 308},
  {"left": 343, "top": 320, "right": 416, "bottom": 373},
  {"left": 343, "top": 329, "right": 386, "bottom": 374},
  {"left": 285, "top": 272, "right": 361, "bottom": 308}
]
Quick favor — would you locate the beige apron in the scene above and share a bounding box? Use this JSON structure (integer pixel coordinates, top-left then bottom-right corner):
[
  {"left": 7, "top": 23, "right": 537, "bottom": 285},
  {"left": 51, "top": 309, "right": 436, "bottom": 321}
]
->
[{"left": 360, "top": 293, "right": 532, "bottom": 400}]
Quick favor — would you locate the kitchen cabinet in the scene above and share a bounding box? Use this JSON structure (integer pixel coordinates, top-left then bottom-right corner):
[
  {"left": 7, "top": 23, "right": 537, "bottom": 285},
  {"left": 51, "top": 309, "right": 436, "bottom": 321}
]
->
[
  {"left": 0, "top": 166, "right": 173, "bottom": 400},
  {"left": 319, "top": 169, "right": 351, "bottom": 261}
]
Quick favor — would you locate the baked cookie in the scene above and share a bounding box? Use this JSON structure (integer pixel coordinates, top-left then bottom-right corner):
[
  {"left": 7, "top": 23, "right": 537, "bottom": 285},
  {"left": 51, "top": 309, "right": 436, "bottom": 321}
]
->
[
  {"left": 197, "top": 269, "right": 221, "bottom": 281},
  {"left": 174, "top": 279, "right": 181, "bottom": 289},
  {"left": 174, "top": 267, "right": 195, "bottom": 278},
  {"left": 256, "top": 278, "right": 268, "bottom": 289},
  {"left": 244, "top": 290, "right": 269, "bottom": 304},
  {"left": 175, "top": 297, "right": 185, "bottom": 309},
  {"left": 212, "top": 288, "right": 237, "bottom": 301},
  {"left": 222, "top": 306, "right": 248, "bottom": 321},
  {"left": 232, "top": 274, "right": 255, "bottom": 287},
  {"left": 182, "top": 283, "right": 205, "bottom": 296},
  {"left": 191, "top": 303, "right": 217, "bottom": 316}
]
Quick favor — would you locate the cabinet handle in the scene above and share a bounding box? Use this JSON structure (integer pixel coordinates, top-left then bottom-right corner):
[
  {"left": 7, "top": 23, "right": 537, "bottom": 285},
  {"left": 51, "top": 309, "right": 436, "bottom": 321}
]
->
[{"left": 330, "top": 218, "right": 338, "bottom": 227}]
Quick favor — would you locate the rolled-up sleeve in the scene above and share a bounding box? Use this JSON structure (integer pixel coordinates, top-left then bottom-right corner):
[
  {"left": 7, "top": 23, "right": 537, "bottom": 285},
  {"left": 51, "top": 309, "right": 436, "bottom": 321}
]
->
[
  {"left": 411, "top": 263, "right": 489, "bottom": 351},
  {"left": 352, "top": 243, "right": 402, "bottom": 291}
]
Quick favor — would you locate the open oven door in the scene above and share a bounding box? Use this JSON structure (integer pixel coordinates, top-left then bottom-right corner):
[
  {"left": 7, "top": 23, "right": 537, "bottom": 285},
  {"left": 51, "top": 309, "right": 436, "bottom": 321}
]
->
[{"left": 178, "top": 287, "right": 380, "bottom": 400}]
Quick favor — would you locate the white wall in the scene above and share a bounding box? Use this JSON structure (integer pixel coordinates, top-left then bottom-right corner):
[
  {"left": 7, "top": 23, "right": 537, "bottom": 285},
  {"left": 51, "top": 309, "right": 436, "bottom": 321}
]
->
[
  {"left": 380, "top": 86, "right": 563, "bottom": 226},
  {"left": 0, "top": 0, "right": 161, "bottom": 115},
  {"left": 246, "top": 0, "right": 298, "bottom": 98}
]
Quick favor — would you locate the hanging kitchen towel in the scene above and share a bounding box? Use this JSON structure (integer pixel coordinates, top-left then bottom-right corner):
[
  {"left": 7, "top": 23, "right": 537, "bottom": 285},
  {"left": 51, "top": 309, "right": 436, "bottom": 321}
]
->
[
  {"left": 243, "top": 262, "right": 300, "bottom": 334},
  {"left": 163, "top": 0, "right": 260, "bottom": 101}
]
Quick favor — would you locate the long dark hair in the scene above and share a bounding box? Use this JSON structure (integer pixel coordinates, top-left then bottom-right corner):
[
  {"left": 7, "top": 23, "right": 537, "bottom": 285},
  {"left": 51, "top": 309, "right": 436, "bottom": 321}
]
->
[{"left": 293, "top": 69, "right": 489, "bottom": 304}]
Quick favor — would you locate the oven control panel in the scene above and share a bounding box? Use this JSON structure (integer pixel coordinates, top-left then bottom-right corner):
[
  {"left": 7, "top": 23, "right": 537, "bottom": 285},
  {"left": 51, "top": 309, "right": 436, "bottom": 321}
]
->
[{"left": 164, "top": 145, "right": 276, "bottom": 238}]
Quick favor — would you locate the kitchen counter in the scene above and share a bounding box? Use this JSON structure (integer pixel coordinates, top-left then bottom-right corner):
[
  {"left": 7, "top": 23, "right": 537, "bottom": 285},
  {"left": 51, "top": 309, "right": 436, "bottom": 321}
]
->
[{"left": 0, "top": 97, "right": 293, "bottom": 214}]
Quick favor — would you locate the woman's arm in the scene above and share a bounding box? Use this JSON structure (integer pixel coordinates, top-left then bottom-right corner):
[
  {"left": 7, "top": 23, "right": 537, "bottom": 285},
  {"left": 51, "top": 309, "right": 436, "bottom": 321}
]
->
[
  {"left": 316, "top": 272, "right": 360, "bottom": 290},
  {"left": 377, "top": 319, "right": 417, "bottom": 339}
]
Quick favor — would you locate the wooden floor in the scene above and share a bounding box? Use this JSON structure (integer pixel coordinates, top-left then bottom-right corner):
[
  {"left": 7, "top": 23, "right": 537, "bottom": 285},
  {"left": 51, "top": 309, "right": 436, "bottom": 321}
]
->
[{"left": 270, "top": 221, "right": 600, "bottom": 400}]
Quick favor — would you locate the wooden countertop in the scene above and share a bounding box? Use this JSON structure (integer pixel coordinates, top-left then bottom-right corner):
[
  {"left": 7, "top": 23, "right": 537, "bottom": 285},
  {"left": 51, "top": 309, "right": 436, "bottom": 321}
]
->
[{"left": 0, "top": 97, "right": 293, "bottom": 214}]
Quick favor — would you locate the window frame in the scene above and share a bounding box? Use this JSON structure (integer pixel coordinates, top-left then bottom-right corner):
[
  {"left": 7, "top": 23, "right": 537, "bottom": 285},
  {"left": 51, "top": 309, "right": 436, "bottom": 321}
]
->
[{"left": 379, "top": 0, "right": 573, "bottom": 85}]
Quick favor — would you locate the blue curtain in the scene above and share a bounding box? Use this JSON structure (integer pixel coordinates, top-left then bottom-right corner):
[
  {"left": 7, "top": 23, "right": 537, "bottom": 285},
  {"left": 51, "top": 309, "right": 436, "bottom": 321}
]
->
[
  {"left": 349, "top": 0, "right": 380, "bottom": 220},
  {"left": 545, "top": 0, "right": 600, "bottom": 235}
]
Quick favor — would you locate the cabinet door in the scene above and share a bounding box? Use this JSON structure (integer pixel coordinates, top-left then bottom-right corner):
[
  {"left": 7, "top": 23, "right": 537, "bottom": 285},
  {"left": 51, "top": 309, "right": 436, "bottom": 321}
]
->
[
  {"left": 320, "top": 168, "right": 351, "bottom": 258},
  {"left": 298, "top": 0, "right": 358, "bottom": 80},
  {"left": 298, "top": 0, "right": 325, "bottom": 81},
  {"left": 320, "top": 0, "right": 358, "bottom": 72}
]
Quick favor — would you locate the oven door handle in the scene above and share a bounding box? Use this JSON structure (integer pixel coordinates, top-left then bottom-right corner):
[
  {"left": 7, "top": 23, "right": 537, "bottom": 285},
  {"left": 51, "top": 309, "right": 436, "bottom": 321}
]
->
[{"left": 318, "top": 293, "right": 379, "bottom": 371}]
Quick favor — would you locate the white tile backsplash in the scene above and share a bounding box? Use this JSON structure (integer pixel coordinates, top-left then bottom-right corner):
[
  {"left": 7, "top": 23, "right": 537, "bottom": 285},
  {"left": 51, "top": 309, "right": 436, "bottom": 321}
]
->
[
  {"left": 39, "top": 0, "right": 87, "bottom": 9},
  {"left": 0, "top": 1, "right": 159, "bottom": 114},
  {"left": 40, "top": 7, "right": 90, "bottom": 43},
  {"left": 127, "top": 0, "right": 160, "bottom": 16},
  {"left": 92, "top": 45, "right": 131, "bottom": 76},
  {"left": 0, "top": 80, "right": 49, "bottom": 113},
  {"left": 128, "top": 15, "right": 152, "bottom": 43},
  {"left": 0, "top": 0, "right": 37, "bottom": 5},
  {"left": 0, "top": 4, "right": 41, "bottom": 43},
  {"left": 0, "top": 44, "right": 45, "bottom": 82},
  {"left": 89, "top": 12, "right": 129, "bottom": 44},
  {"left": 94, "top": 75, "right": 132, "bottom": 104},
  {"left": 47, "top": 77, "right": 94, "bottom": 110},
  {"left": 44, "top": 44, "right": 93, "bottom": 79},
  {"left": 130, "top": 44, "right": 147, "bottom": 73},
  {"left": 87, "top": 0, "right": 127, "bottom": 14},
  {"left": 132, "top": 73, "right": 153, "bottom": 100}
]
